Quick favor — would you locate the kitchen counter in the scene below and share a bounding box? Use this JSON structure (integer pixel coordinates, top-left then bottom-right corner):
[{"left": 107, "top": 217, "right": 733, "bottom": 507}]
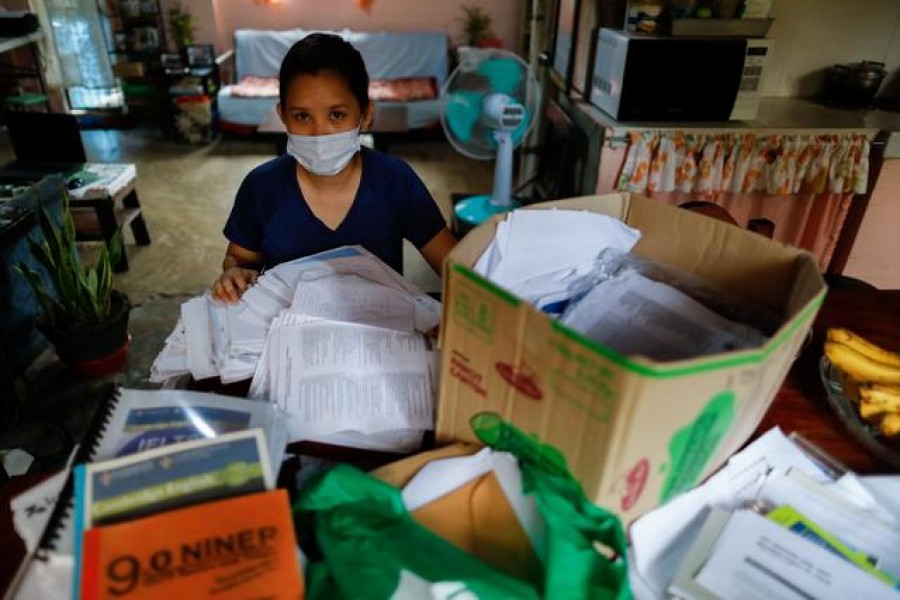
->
[{"left": 576, "top": 96, "right": 900, "bottom": 157}]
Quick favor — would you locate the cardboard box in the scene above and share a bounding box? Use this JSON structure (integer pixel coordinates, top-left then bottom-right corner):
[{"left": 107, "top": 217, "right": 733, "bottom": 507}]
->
[{"left": 436, "top": 193, "right": 826, "bottom": 523}]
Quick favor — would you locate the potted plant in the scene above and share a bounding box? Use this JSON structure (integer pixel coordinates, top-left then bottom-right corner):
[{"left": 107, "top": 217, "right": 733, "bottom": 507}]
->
[
  {"left": 461, "top": 5, "right": 502, "bottom": 48},
  {"left": 16, "top": 186, "right": 131, "bottom": 377},
  {"left": 167, "top": 1, "right": 196, "bottom": 51}
]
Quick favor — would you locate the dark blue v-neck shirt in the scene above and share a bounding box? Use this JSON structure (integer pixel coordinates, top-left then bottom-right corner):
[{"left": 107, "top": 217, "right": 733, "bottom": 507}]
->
[{"left": 223, "top": 148, "right": 446, "bottom": 274}]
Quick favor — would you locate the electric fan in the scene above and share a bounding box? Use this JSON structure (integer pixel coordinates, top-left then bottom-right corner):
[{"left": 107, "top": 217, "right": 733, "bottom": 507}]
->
[{"left": 441, "top": 48, "right": 541, "bottom": 227}]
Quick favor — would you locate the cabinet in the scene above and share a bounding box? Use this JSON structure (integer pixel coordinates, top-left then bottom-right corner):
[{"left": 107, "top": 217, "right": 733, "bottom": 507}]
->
[
  {"left": 164, "top": 58, "right": 219, "bottom": 144},
  {"left": 103, "top": 0, "right": 166, "bottom": 120},
  {"left": 0, "top": 32, "right": 51, "bottom": 112}
]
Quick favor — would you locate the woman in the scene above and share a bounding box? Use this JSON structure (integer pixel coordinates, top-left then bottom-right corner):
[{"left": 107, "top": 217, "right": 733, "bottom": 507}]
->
[{"left": 212, "top": 33, "right": 456, "bottom": 303}]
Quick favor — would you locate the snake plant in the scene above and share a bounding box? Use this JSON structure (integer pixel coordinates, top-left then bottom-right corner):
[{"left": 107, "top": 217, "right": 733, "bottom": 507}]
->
[{"left": 16, "top": 186, "right": 123, "bottom": 330}]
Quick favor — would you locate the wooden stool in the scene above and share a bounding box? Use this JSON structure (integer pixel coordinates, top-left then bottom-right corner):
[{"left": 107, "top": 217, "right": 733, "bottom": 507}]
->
[{"left": 68, "top": 163, "right": 151, "bottom": 272}]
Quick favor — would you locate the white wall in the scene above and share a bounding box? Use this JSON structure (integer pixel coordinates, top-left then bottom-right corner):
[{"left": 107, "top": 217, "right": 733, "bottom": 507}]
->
[{"left": 761, "top": 0, "right": 900, "bottom": 97}]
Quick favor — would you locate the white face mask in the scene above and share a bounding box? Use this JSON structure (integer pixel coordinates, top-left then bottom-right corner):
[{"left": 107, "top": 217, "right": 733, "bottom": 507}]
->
[{"left": 286, "top": 127, "right": 361, "bottom": 176}]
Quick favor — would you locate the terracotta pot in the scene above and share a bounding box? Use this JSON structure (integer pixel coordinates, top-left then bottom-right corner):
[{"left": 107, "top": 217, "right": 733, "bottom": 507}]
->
[{"left": 40, "top": 291, "right": 131, "bottom": 376}]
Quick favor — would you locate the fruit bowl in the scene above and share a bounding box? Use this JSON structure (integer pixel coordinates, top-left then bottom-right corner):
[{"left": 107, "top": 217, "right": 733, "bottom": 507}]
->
[{"left": 820, "top": 357, "right": 900, "bottom": 469}]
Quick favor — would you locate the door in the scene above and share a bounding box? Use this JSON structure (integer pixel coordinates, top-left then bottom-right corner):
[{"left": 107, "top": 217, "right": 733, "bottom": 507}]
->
[{"left": 43, "top": 0, "right": 123, "bottom": 110}]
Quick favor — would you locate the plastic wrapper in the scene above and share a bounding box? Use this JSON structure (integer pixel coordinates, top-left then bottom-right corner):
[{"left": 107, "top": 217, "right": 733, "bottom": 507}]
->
[
  {"left": 91, "top": 388, "right": 288, "bottom": 476},
  {"left": 566, "top": 248, "right": 783, "bottom": 337}
]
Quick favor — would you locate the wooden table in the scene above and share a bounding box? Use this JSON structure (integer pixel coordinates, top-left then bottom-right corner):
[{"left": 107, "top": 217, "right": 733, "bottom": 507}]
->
[{"left": 754, "top": 286, "right": 900, "bottom": 474}]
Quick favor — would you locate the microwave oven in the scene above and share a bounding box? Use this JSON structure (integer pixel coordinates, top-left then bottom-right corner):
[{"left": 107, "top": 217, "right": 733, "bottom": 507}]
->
[{"left": 589, "top": 28, "right": 772, "bottom": 121}]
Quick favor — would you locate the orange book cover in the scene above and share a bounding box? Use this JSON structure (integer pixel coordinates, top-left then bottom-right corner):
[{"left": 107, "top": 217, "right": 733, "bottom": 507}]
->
[{"left": 80, "top": 489, "right": 304, "bottom": 599}]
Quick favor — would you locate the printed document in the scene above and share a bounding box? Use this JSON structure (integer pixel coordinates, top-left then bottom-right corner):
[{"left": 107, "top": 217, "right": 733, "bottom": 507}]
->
[
  {"left": 561, "top": 270, "right": 765, "bottom": 360},
  {"left": 695, "top": 510, "right": 899, "bottom": 600},
  {"left": 251, "top": 314, "right": 436, "bottom": 447}
]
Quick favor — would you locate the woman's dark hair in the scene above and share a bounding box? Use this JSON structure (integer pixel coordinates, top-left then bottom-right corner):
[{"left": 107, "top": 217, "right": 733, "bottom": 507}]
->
[{"left": 278, "top": 33, "right": 370, "bottom": 112}]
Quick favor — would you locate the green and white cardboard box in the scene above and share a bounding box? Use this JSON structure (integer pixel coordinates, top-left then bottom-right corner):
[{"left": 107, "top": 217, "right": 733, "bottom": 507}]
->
[{"left": 437, "top": 194, "right": 826, "bottom": 523}]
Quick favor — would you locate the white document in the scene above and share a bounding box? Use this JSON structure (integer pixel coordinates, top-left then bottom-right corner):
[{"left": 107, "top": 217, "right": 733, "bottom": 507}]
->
[
  {"left": 860, "top": 476, "right": 900, "bottom": 523},
  {"left": 289, "top": 273, "right": 416, "bottom": 333},
  {"left": 149, "top": 319, "right": 189, "bottom": 383},
  {"left": 562, "top": 270, "right": 765, "bottom": 360},
  {"left": 304, "top": 428, "right": 424, "bottom": 453},
  {"left": 11, "top": 469, "right": 69, "bottom": 554},
  {"left": 181, "top": 295, "right": 218, "bottom": 380},
  {"left": 827, "top": 472, "right": 899, "bottom": 526},
  {"left": 695, "top": 510, "right": 899, "bottom": 600},
  {"left": 480, "top": 208, "right": 641, "bottom": 289},
  {"left": 507, "top": 262, "right": 595, "bottom": 314},
  {"left": 629, "top": 428, "right": 832, "bottom": 597},
  {"left": 151, "top": 245, "right": 441, "bottom": 385},
  {"left": 8, "top": 552, "right": 74, "bottom": 600},
  {"left": 253, "top": 315, "right": 436, "bottom": 446},
  {"left": 755, "top": 469, "right": 900, "bottom": 576}
]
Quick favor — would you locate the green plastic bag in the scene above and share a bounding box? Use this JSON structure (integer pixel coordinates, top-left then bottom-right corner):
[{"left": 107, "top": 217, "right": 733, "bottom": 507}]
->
[{"left": 294, "top": 413, "right": 631, "bottom": 599}]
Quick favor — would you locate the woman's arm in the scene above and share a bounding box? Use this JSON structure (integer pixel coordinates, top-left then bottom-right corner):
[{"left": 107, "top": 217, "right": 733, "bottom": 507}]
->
[
  {"left": 212, "top": 242, "right": 265, "bottom": 303},
  {"left": 418, "top": 228, "right": 457, "bottom": 276}
]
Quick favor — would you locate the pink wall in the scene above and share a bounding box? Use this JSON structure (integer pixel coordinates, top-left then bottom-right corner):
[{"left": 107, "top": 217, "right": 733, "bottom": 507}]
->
[
  {"left": 844, "top": 159, "right": 900, "bottom": 289},
  {"left": 165, "top": 0, "right": 521, "bottom": 56}
]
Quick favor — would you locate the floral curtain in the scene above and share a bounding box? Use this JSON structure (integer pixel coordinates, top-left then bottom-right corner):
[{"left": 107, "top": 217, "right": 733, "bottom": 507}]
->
[
  {"left": 618, "top": 132, "right": 869, "bottom": 196},
  {"left": 616, "top": 132, "right": 871, "bottom": 271}
]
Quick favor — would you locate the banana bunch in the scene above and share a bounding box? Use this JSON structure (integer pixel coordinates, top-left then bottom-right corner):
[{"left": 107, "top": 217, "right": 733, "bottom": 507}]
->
[{"left": 825, "top": 328, "right": 900, "bottom": 439}]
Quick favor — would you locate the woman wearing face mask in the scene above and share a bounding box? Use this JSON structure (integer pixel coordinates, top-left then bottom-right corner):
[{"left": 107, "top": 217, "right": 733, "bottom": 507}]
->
[{"left": 212, "top": 33, "right": 456, "bottom": 303}]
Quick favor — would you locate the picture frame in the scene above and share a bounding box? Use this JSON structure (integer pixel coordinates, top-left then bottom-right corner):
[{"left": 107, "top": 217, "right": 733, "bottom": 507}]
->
[
  {"left": 161, "top": 52, "right": 184, "bottom": 71},
  {"left": 184, "top": 44, "right": 215, "bottom": 68},
  {"left": 549, "top": 0, "right": 582, "bottom": 92}
]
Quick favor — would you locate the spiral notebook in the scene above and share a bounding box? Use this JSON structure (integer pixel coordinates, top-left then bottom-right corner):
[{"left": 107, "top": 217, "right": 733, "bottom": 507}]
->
[
  {"left": 7, "top": 386, "right": 285, "bottom": 600},
  {"left": 36, "top": 385, "right": 123, "bottom": 559}
]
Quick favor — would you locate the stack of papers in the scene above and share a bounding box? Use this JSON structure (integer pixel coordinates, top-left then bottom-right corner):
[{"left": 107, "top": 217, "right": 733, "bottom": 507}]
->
[
  {"left": 249, "top": 313, "right": 436, "bottom": 453},
  {"left": 561, "top": 270, "right": 766, "bottom": 360},
  {"left": 629, "top": 428, "right": 900, "bottom": 600},
  {"left": 472, "top": 209, "right": 766, "bottom": 360},
  {"left": 474, "top": 209, "right": 642, "bottom": 314},
  {"left": 151, "top": 246, "right": 441, "bottom": 383},
  {"left": 150, "top": 246, "right": 440, "bottom": 452}
]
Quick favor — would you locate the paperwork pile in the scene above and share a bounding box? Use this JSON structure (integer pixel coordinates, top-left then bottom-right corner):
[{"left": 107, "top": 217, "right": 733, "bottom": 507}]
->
[
  {"left": 474, "top": 208, "right": 642, "bottom": 313},
  {"left": 629, "top": 427, "right": 900, "bottom": 600},
  {"left": 473, "top": 208, "right": 764, "bottom": 360},
  {"left": 151, "top": 246, "right": 440, "bottom": 383},
  {"left": 248, "top": 312, "right": 437, "bottom": 452},
  {"left": 150, "top": 246, "right": 441, "bottom": 452}
]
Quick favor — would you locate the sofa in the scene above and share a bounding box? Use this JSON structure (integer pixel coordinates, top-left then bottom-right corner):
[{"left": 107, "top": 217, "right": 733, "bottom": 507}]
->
[{"left": 217, "top": 28, "right": 449, "bottom": 135}]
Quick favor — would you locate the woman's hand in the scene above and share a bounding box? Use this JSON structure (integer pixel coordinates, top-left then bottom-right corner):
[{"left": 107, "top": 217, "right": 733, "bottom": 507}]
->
[{"left": 212, "top": 267, "right": 259, "bottom": 303}]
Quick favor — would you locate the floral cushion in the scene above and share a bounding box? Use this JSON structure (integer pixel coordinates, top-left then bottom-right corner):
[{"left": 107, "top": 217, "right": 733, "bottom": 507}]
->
[
  {"left": 368, "top": 77, "right": 438, "bottom": 102},
  {"left": 229, "top": 75, "right": 439, "bottom": 102},
  {"left": 230, "top": 75, "right": 279, "bottom": 98}
]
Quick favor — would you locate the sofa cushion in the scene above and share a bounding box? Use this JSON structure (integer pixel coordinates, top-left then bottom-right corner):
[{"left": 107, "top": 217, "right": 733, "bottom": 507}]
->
[
  {"left": 230, "top": 75, "right": 439, "bottom": 103},
  {"left": 369, "top": 77, "right": 438, "bottom": 102},
  {"left": 231, "top": 75, "right": 279, "bottom": 98}
]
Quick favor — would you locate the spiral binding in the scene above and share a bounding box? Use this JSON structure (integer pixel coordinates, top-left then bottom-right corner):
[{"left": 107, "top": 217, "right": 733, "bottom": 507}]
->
[{"left": 36, "top": 384, "right": 121, "bottom": 554}]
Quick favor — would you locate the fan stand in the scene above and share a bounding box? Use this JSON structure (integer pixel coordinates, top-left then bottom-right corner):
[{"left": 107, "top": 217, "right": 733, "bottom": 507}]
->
[{"left": 454, "top": 130, "right": 521, "bottom": 228}]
